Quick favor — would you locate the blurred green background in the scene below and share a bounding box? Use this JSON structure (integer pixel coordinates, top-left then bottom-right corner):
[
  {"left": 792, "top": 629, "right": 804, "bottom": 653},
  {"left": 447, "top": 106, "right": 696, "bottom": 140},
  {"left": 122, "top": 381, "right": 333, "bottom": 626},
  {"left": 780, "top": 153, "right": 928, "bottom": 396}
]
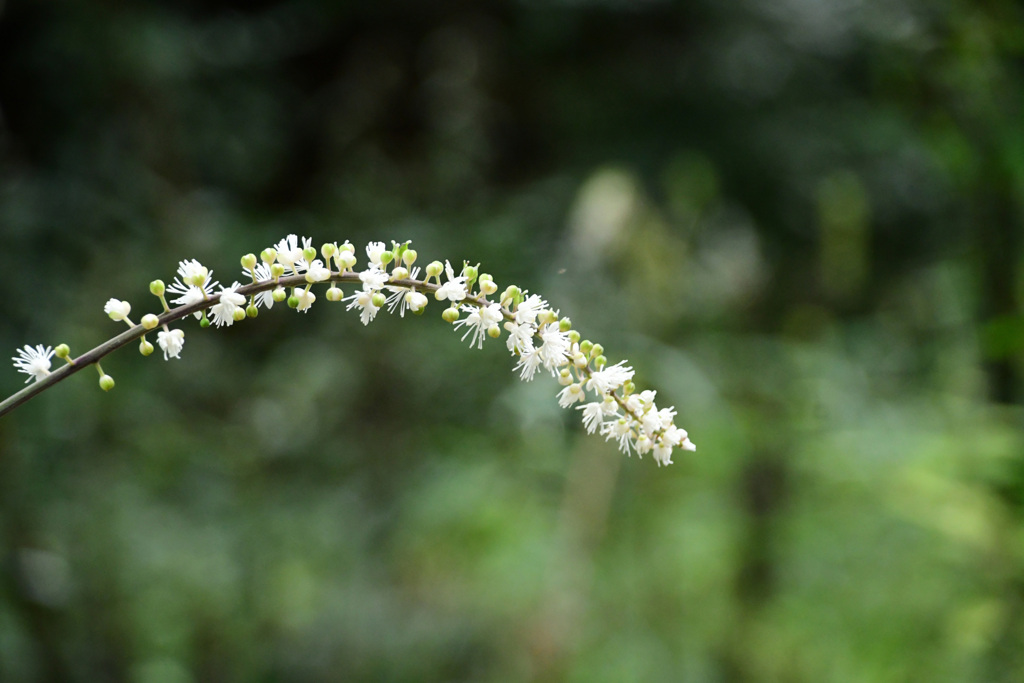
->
[{"left": 2, "top": 0, "right": 1024, "bottom": 681}]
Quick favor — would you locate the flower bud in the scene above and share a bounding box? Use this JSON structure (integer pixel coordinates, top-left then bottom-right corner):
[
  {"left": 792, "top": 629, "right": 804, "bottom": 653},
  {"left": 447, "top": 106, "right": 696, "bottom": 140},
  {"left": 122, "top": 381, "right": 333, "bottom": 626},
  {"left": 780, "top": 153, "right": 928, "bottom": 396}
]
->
[
  {"left": 326, "top": 286, "right": 344, "bottom": 302},
  {"left": 380, "top": 251, "right": 394, "bottom": 265},
  {"left": 590, "top": 343, "right": 604, "bottom": 359},
  {"left": 287, "top": 295, "right": 299, "bottom": 308},
  {"left": 200, "top": 316, "right": 211, "bottom": 328},
  {"left": 141, "top": 313, "right": 159, "bottom": 330},
  {"left": 336, "top": 250, "right": 356, "bottom": 270},
  {"left": 302, "top": 246, "right": 317, "bottom": 262},
  {"left": 580, "top": 340, "right": 593, "bottom": 356},
  {"left": 272, "top": 287, "right": 287, "bottom": 302},
  {"left": 487, "top": 325, "right": 501, "bottom": 339},
  {"left": 391, "top": 266, "right": 409, "bottom": 281},
  {"left": 270, "top": 263, "right": 285, "bottom": 279},
  {"left": 241, "top": 253, "right": 257, "bottom": 270},
  {"left": 246, "top": 304, "right": 259, "bottom": 318},
  {"left": 339, "top": 241, "right": 355, "bottom": 253},
  {"left": 568, "top": 330, "right": 581, "bottom": 344},
  {"left": 260, "top": 248, "right": 277, "bottom": 264},
  {"left": 426, "top": 261, "right": 444, "bottom": 278},
  {"left": 442, "top": 306, "right": 460, "bottom": 323},
  {"left": 402, "top": 249, "right": 417, "bottom": 266},
  {"left": 232, "top": 307, "right": 247, "bottom": 322},
  {"left": 55, "top": 344, "right": 71, "bottom": 359},
  {"left": 559, "top": 317, "right": 572, "bottom": 333},
  {"left": 594, "top": 355, "right": 607, "bottom": 369},
  {"left": 623, "top": 380, "right": 635, "bottom": 395},
  {"left": 139, "top": 339, "right": 154, "bottom": 356},
  {"left": 150, "top": 280, "right": 165, "bottom": 296},
  {"left": 321, "top": 243, "right": 337, "bottom": 259},
  {"left": 371, "top": 292, "right": 386, "bottom": 308},
  {"left": 558, "top": 367, "right": 573, "bottom": 386},
  {"left": 187, "top": 267, "right": 208, "bottom": 287},
  {"left": 463, "top": 265, "right": 478, "bottom": 282},
  {"left": 99, "top": 374, "right": 115, "bottom": 391}
]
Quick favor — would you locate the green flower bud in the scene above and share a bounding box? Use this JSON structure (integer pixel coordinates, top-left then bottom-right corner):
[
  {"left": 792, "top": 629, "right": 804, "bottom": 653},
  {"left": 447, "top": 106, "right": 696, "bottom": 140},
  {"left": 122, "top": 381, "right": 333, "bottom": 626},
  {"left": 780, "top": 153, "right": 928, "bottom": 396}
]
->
[
  {"left": 594, "top": 355, "right": 607, "bottom": 369},
  {"left": 339, "top": 241, "right": 355, "bottom": 253},
  {"left": 391, "top": 266, "right": 409, "bottom": 281},
  {"left": 150, "top": 280, "right": 165, "bottom": 296},
  {"left": 270, "top": 263, "right": 285, "bottom": 279},
  {"left": 200, "top": 316, "right": 211, "bottom": 328},
  {"left": 402, "top": 249, "right": 417, "bottom": 266},
  {"left": 139, "top": 339, "right": 154, "bottom": 356},
  {"left": 442, "top": 306, "right": 460, "bottom": 323},
  {"left": 623, "top": 380, "right": 635, "bottom": 395},
  {"left": 272, "top": 287, "right": 287, "bottom": 303},
  {"left": 371, "top": 292, "right": 387, "bottom": 308},
  {"left": 568, "top": 330, "right": 581, "bottom": 344},
  {"left": 260, "top": 248, "right": 277, "bottom": 264},
  {"left": 463, "top": 265, "right": 478, "bottom": 282},
  {"left": 246, "top": 304, "right": 259, "bottom": 318},
  {"left": 321, "top": 243, "right": 337, "bottom": 259},
  {"left": 590, "top": 343, "right": 604, "bottom": 359},
  {"left": 55, "top": 344, "right": 71, "bottom": 359},
  {"left": 241, "top": 253, "right": 258, "bottom": 270},
  {"left": 326, "top": 286, "right": 343, "bottom": 302},
  {"left": 580, "top": 340, "right": 594, "bottom": 355},
  {"left": 487, "top": 325, "right": 501, "bottom": 339},
  {"left": 141, "top": 313, "right": 159, "bottom": 330},
  {"left": 99, "top": 374, "right": 115, "bottom": 392},
  {"left": 426, "top": 261, "right": 444, "bottom": 278},
  {"left": 558, "top": 317, "right": 572, "bottom": 333},
  {"left": 232, "top": 307, "right": 246, "bottom": 322},
  {"left": 380, "top": 250, "right": 394, "bottom": 265},
  {"left": 287, "top": 295, "right": 299, "bottom": 308},
  {"left": 302, "top": 246, "right": 317, "bottom": 262}
]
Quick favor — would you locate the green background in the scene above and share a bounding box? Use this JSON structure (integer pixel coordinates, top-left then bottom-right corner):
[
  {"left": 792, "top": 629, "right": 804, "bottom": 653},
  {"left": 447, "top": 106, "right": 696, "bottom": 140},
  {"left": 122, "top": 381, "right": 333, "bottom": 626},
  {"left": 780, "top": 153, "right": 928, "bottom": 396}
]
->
[{"left": 2, "top": 0, "right": 1024, "bottom": 680}]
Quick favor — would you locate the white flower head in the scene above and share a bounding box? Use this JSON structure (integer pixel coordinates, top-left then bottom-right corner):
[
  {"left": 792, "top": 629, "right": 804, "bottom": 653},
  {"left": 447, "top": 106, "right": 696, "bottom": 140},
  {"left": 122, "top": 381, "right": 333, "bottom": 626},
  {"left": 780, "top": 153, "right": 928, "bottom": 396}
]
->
[
  {"left": 344, "top": 290, "right": 381, "bottom": 325},
  {"left": 453, "top": 302, "right": 503, "bottom": 349},
  {"left": 585, "top": 361, "right": 634, "bottom": 395},
  {"left": 504, "top": 320, "right": 536, "bottom": 355},
  {"left": 557, "top": 382, "right": 585, "bottom": 409},
  {"left": 514, "top": 347, "right": 543, "bottom": 381},
  {"left": 209, "top": 282, "right": 247, "bottom": 327},
  {"left": 247, "top": 263, "right": 276, "bottom": 309},
  {"left": 103, "top": 298, "right": 132, "bottom": 322},
  {"left": 304, "top": 259, "right": 331, "bottom": 283},
  {"left": 514, "top": 293, "right": 548, "bottom": 325},
  {"left": 157, "top": 328, "right": 185, "bottom": 360},
  {"left": 366, "top": 241, "right": 387, "bottom": 266},
  {"left": 295, "top": 288, "right": 316, "bottom": 312},
  {"left": 538, "top": 327, "right": 571, "bottom": 374},
  {"left": 577, "top": 401, "right": 604, "bottom": 433},
  {"left": 12, "top": 344, "right": 54, "bottom": 383},
  {"left": 600, "top": 417, "right": 634, "bottom": 455},
  {"left": 405, "top": 290, "right": 428, "bottom": 313},
  {"left": 168, "top": 259, "right": 219, "bottom": 319},
  {"left": 653, "top": 440, "right": 674, "bottom": 467},
  {"left": 274, "top": 234, "right": 312, "bottom": 271},
  {"left": 435, "top": 261, "right": 468, "bottom": 302},
  {"left": 360, "top": 265, "right": 390, "bottom": 292}
]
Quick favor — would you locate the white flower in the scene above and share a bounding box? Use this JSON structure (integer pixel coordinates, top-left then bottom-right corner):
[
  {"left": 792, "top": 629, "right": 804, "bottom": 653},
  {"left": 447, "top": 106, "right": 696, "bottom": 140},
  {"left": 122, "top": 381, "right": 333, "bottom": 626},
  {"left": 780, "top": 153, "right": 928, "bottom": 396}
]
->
[
  {"left": 304, "top": 259, "right": 331, "bottom": 283},
  {"left": 246, "top": 263, "right": 276, "bottom": 309},
  {"left": 634, "top": 433, "right": 653, "bottom": 457},
  {"left": 453, "top": 302, "right": 503, "bottom": 349},
  {"left": 168, "top": 259, "right": 218, "bottom": 319},
  {"left": 209, "top": 283, "right": 246, "bottom": 327},
  {"left": 600, "top": 418, "right": 634, "bottom": 454},
  {"left": 557, "top": 382, "right": 585, "bottom": 408},
  {"left": 366, "top": 241, "right": 387, "bottom": 266},
  {"left": 103, "top": 298, "right": 132, "bottom": 322},
  {"left": 538, "top": 327, "right": 571, "bottom": 374},
  {"left": 157, "top": 329, "right": 185, "bottom": 360},
  {"left": 435, "top": 261, "right": 468, "bottom": 302},
  {"left": 585, "top": 361, "right": 634, "bottom": 395},
  {"left": 344, "top": 290, "right": 380, "bottom": 325},
  {"left": 514, "top": 347, "right": 543, "bottom": 381},
  {"left": 504, "top": 320, "right": 536, "bottom": 355},
  {"left": 653, "top": 440, "right": 674, "bottom": 467},
  {"left": 12, "top": 344, "right": 54, "bottom": 383},
  {"left": 404, "top": 290, "right": 428, "bottom": 314},
  {"left": 360, "top": 266, "right": 389, "bottom": 292},
  {"left": 577, "top": 402, "right": 604, "bottom": 433},
  {"left": 274, "top": 234, "right": 311, "bottom": 271},
  {"left": 514, "top": 293, "right": 548, "bottom": 325},
  {"left": 295, "top": 288, "right": 316, "bottom": 312}
]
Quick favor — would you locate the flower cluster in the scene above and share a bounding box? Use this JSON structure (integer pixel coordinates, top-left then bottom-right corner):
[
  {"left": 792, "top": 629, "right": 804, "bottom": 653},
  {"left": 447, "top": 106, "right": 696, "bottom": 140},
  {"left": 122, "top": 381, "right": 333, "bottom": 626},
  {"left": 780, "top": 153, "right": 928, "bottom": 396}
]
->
[{"left": 9, "top": 237, "right": 695, "bottom": 464}]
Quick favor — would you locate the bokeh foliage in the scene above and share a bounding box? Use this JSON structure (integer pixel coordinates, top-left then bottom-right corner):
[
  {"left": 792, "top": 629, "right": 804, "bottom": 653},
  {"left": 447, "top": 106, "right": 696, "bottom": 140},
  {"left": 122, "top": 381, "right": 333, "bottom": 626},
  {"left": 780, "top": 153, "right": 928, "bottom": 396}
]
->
[{"left": 2, "top": 0, "right": 1024, "bottom": 680}]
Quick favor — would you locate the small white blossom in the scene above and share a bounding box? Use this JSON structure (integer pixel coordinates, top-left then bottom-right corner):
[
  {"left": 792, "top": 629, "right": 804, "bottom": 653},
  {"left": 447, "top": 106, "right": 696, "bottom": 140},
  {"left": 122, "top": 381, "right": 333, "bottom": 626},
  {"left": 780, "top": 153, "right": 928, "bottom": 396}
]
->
[
  {"left": 578, "top": 402, "right": 604, "bottom": 433},
  {"left": 600, "top": 418, "right": 634, "bottom": 454},
  {"left": 209, "top": 283, "right": 246, "bottom": 327},
  {"left": 514, "top": 293, "right": 548, "bottom": 325},
  {"left": 585, "top": 361, "right": 634, "bottom": 395},
  {"left": 344, "top": 290, "right": 381, "bottom": 325},
  {"left": 304, "top": 259, "right": 331, "bottom": 283},
  {"left": 247, "top": 263, "right": 276, "bottom": 309},
  {"left": 405, "top": 290, "right": 428, "bottom": 313},
  {"left": 103, "top": 298, "right": 132, "bottom": 322},
  {"left": 274, "top": 234, "right": 311, "bottom": 271},
  {"left": 653, "top": 440, "right": 674, "bottom": 467},
  {"left": 453, "top": 302, "right": 503, "bottom": 349},
  {"left": 538, "top": 327, "right": 571, "bottom": 374},
  {"left": 12, "top": 344, "right": 54, "bottom": 383},
  {"left": 366, "top": 241, "right": 387, "bottom": 266},
  {"left": 168, "top": 260, "right": 218, "bottom": 319},
  {"left": 295, "top": 288, "right": 316, "bottom": 312},
  {"left": 435, "top": 261, "right": 468, "bottom": 302},
  {"left": 557, "top": 382, "right": 585, "bottom": 408},
  {"left": 157, "top": 328, "right": 185, "bottom": 360},
  {"left": 504, "top": 320, "right": 536, "bottom": 355},
  {"left": 360, "top": 266, "right": 390, "bottom": 292},
  {"left": 514, "top": 347, "right": 544, "bottom": 381}
]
